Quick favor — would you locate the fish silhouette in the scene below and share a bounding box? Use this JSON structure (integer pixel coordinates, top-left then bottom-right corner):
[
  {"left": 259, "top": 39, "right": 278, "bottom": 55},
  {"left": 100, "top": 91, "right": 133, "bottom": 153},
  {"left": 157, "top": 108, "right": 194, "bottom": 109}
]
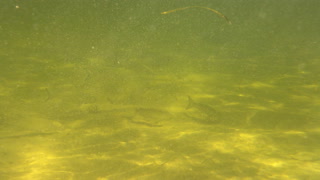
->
[{"left": 185, "top": 96, "right": 221, "bottom": 124}]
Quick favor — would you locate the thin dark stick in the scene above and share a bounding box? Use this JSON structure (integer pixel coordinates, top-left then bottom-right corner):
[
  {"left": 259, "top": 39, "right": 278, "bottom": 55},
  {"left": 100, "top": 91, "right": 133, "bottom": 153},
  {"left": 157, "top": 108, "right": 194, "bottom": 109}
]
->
[{"left": 161, "top": 6, "right": 231, "bottom": 25}]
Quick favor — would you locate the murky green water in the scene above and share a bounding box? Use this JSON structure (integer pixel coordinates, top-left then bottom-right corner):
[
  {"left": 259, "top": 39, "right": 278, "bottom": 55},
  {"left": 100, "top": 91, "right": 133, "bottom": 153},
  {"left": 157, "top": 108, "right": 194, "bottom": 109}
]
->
[{"left": 1, "top": 1, "right": 320, "bottom": 179}]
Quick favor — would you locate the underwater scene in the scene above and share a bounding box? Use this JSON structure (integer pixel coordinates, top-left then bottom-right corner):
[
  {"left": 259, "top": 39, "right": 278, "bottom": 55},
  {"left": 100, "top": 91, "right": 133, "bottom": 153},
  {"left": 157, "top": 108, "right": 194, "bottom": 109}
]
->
[{"left": 1, "top": 0, "right": 320, "bottom": 179}]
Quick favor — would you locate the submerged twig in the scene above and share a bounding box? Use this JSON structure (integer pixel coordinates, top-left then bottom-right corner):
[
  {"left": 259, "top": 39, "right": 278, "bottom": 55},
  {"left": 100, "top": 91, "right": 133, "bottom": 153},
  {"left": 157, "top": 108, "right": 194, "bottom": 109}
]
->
[{"left": 161, "top": 6, "right": 231, "bottom": 25}]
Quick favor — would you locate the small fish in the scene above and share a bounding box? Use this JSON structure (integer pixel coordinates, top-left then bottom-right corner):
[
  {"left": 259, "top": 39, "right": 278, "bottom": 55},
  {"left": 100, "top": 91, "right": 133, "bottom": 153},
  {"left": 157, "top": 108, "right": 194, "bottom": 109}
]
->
[{"left": 185, "top": 96, "right": 220, "bottom": 124}]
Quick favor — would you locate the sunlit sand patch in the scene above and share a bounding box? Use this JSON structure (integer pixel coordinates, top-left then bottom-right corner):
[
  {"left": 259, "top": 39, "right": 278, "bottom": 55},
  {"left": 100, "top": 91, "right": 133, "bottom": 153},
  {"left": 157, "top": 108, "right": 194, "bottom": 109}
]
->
[
  {"left": 253, "top": 157, "right": 285, "bottom": 168},
  {"left": 237, "top": 93, "right": 252, "bottom": 97},
  {"left": 20, "top": 148, "right": 76, "bottom": 179},
  {"left": 288, "top": 161, "right": 320, "bottom": 176},
  {"left": 283, "top": 130, "right": 307, "bottom": 137},
  {"left": 129, "top": 153, "right": 165, "bottom": 167},
  {"left": 268, "top": 101, "right": 284, "bottom": 110},
  {"left": 302, "top": 84, "right": 319, "bottom": 89},
  {"left": 297, "top": 70, "right": 310, "bottom": 74},
  {"left": 248, "top": 104, "right": 273, "bottom": 111},
  {"left": 222, "top": 101, "right": 241, "bottom": 106},
  {"left": 87, "top": 154, "right": 112, "bottom": 160},
  {"left": 161, "top": 154, "right": 203, "bottom": 172},
  {"left": 192, "top": 93, "right": 217, "bottom": 99},
  {"left": 238, "top": 82, "right": 275, "bottom": 89},
  {"left": 97, "top": 177, "right": 108, "bottom": 180},
  {"left": 207, "top": 131, "right": 276, "bottom": 155},
  {"left": 132, "top": 159, "right": 159, "bottom": 166},
  {"left": 166, "top": 104, "right": 186, "bottom": 114},
  {"left": 232, "top": 133, "right": 263, "bottom": 152},
  {"left": 251, "top": 82, "right": 275, "bottom": 88},
  {"left": 208, "top": 140, "right": 235, "bottom": 153},
  {"left": 217, "top": 93, "right": 252, "bottom": 106},
  {"left": 272, "top": 74, "right": 300, "bottom": 82},
  {"left": 162, "top": 158, "right": 186, "bottom": 170},
  {"left": 168, "top": 130, "right": 203, "bottom": 140},
  {"left": 246, "top": 100, "right": 283, "bottom": 111},
  {"left": 290, "top": 94, "right": 312, "bottom": 102}
]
